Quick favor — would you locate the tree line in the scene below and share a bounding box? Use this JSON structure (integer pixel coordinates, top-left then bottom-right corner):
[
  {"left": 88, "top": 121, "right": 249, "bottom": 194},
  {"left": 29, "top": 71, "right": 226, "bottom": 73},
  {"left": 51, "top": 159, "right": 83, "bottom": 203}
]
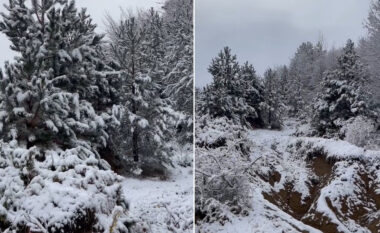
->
[
  {"left": 0, "top": 0, "right": 192, "bottom": 232},
  {"left": 198, "top": 1, "right": 380, "bottom": 139}
]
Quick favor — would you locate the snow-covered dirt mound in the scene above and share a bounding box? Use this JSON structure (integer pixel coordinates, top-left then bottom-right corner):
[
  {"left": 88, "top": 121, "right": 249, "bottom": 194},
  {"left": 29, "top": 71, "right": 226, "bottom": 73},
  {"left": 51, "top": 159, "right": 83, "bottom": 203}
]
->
[{"left": 196, "top": 119, "right": 380, "bottom": 233}]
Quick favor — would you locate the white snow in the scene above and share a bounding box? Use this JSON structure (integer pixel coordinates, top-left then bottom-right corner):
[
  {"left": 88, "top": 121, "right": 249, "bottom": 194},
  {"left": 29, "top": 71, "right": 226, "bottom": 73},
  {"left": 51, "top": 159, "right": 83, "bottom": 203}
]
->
[
  {"left": 16, "top": 91, "right": 29, "bottom": 104},
  {"left": 138, "top": 119, "right": 149, "bottom": 128},
  {"left": 121, "top": 166, "right": 193, "bottom": 232},
  {"left": 72, "top": 48, "right": 83, "bottom": 62},
  {"left": 200, "top": 190, "right": 322, "bottom": 233},
  {"left": 0, "top": 142, "right": 129, "bottom": 233}
]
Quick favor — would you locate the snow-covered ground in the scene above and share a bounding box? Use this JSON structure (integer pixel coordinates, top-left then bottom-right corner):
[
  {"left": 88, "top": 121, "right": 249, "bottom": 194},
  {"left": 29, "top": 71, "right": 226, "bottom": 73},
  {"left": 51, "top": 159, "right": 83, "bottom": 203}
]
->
[
  {"left": 198, "top": 119, "right": 380, "bottom": 233},
  {"left": 122, "top": 166, "right": 193, "bottom": 232}
]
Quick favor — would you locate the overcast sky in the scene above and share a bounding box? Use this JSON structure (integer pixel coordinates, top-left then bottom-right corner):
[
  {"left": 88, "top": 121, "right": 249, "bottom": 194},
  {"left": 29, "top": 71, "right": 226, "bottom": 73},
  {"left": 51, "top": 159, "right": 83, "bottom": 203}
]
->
[
  {"left": 0, "top": 0, "right": 161, "bottom": 69},
  {"left": 196, "top": 0, "right": 372, "bottom": 87}
]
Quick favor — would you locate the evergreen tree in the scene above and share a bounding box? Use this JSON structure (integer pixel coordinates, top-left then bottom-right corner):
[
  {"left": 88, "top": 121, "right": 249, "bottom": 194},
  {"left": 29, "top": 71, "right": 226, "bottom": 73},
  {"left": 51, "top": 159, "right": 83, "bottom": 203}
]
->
[
  {"left": 286, "top": 41, "right": 327, "bottom": 117},
  {"left": 239, "top": 62, "right": 265, "bottom": 127},
  {"left": 200, "top": 47, "right": 250, "bottom": 125},
  {"left": 200, "top": 47, "right": 267, "bottom": 128},
  {"left": 359, "top": 0, "right": 380, "bottom": 110},
  {"left": 162, "top": 0, "right": 193, "bottom": 144},
  {"left": 106, "top": 10, "right": 174, "bottom": 174},
  {"left": 261, "top": 68, "right": 282, "bottom": 129},
  {"left": 199, "top": 47, "right": 239, "bottom": 120},
  {"left": 0, "top": 1, "right": 128, "bottom": 231},
  {"left": 0, "top": 0, "right": 118, "bottom": 152},
  {"left": 312, "top": 40, "right": 373, "bottom": 137},
  {"left": 278, "top": 65, "right": 289, "bottom": 99},
  {"left": 287, "top": 72, "right": 305, "bottom": 117}
]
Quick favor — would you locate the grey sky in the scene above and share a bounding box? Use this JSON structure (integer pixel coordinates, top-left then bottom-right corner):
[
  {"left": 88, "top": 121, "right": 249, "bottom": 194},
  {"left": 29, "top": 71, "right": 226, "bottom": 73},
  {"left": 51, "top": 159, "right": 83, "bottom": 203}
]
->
[
  {"left": 196, "top": 0, "right": 371, "bottom": 87},
  {"left": 0, "top": 0, "right": 161, "bottom": 68}
]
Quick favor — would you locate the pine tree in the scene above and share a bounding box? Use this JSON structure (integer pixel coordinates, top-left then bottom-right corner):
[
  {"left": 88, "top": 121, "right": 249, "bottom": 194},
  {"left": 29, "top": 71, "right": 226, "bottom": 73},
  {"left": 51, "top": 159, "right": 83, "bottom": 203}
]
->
[
  {"left": 261, "top": 68, "right": 282, "bottom": 129},
  {"left": 278, "top": 65, "right": 289, "bottom": 98},
  {"left": 162, "top": 0, "right": 193, "bottom": 144},
  {"left": 312, "top": 40, "right": 373, "bottom": 137},
  {"left": 0, "top": 0, "right": 119, "bottom": 151},
  {"left": 359, "top": 0, "right": 380, "bottom": 110},
  {"left": 208, "top": 47, "right": 240, "bottom": 92},
  {"left": 287, "top": 72, "right": 305, "bottom": 117},
  {"left": 201, "top": 47, "right": 244, "bottom": 123},
  {"left": 106, "top": 10, "right": 173, "bottom": 174},
  {"left": 0, "top": 1, "right": 128, "bottom": 231},
  {"left": 286, "top": 41, "right": 327, "bottom": 117},
  {"left": 199, "top": 47, "right": 238, "bottom": 120},
  {"left": 200, "top": 47, "right": 266, "bottom": 127},
  {"left": 239, "top": 62, "right": 265, "bottom": 127}
]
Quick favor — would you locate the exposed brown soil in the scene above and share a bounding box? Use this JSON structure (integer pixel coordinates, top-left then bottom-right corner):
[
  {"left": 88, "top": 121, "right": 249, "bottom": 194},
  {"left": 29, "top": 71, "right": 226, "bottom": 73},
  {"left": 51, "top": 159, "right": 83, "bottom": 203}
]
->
[
  {"left": 268, "top": 170, "right": 282, "bottom": 186},
  {"left": 262, "top": 155, "right": 380, "bottom": 233},
  {"left": 310, "top": 156, "right": 333, "bottom": 177}
]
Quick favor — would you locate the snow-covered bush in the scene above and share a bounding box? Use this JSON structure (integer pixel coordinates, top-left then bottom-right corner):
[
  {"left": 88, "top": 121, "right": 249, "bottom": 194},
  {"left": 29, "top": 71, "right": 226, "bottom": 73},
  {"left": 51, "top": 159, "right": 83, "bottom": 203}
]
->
[
  {"left": 171, "top": 142, "right": 193, "bottom": 167},
  {"left": 196, "top": 115, "right": 254, "bottom": 224},
  {"left": 0, "top": 140, "right": 136, "bottom": 233},
  {"left": 294, "top": 121, "right": 315, "bottom": 137},
  {"left": 340, "top": 116, "right": 377, "bottom": 147},
  {"left": 198, "top": 198, "right": 232, "bottom": 225},
  {"left": 288, "top": 139, "right": 327, "bottom": 161}
]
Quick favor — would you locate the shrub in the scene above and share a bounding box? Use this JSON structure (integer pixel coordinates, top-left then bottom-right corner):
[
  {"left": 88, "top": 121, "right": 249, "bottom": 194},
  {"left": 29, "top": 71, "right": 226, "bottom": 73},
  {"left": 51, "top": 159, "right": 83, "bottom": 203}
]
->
[
  {"left": 0, "top": 141, "right": 131, "bottom": 233},
  {"left": 340, "top": 116, "right": 377, "bottom": 147}
]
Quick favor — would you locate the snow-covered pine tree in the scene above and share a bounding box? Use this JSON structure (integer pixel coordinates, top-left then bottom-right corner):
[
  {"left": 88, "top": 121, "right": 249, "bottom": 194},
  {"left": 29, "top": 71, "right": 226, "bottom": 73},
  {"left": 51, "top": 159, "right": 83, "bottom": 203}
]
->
[
  {"left": 199, "top": 47, "right": 237, "bottom": 120},
  {"left": 239, "top": 61, "right": 265, "bottom": 127},
  {"left": 0, "top": 0, "right": 129, "bottom": 232},
  {"left": 200, "top": 47, "right": 257, "bottom": 126},
  {"left": 138, "top": 8, "right": 176, "bottom": 172},
  {"left": 278, "top": 65, "right": 289, "bottom": 99},
  {"left": 359, "top": 0, "right": 380, "bottom": 111},
  {"left": 141, "top": 8, "right": 166, "bottom": 82},
  {"left": 0, "top": 0, "right": 119, "bottom": 150},
  {"left": 260, "top": 68, "right": 282, "bottom": 129},
  {"left": 200, "top": 47, "right": 272, "bottom": 128},
  {"left": 208, "top": 47, "right": 240, "bottom": 92},
  {"left": 288, "top": 42, "right": 314, "bottom": 112},
  {"left": 312, "top": 41, "right": 328, "bottom": 91},
  {"left": 286, "top": 41, "right": 327, "bottom": 117},
  {"left": 106, "top": 10, "right": 173, "bottom": 175},
  {"left": 162, "top": 0, "right": 193, "bottom": 144},
  {"left": 312, "top": 40, "right": 374, "bottom": 137}
]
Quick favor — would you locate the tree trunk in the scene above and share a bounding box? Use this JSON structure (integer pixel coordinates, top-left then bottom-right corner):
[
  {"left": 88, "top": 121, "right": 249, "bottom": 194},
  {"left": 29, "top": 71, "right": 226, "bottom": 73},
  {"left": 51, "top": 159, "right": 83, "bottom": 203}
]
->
[
  {"left": 132, "top": 130, "right": 139, "bottom": 162},
  {"left": 131, "top": 44, "right": 139, "bottom": 162}
]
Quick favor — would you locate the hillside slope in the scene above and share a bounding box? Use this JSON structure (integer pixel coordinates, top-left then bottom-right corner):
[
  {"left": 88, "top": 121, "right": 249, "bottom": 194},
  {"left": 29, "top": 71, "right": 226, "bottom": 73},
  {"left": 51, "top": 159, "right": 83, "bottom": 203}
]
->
[{"left": 196, "top": 120, "right": 380, "bottom": 233}]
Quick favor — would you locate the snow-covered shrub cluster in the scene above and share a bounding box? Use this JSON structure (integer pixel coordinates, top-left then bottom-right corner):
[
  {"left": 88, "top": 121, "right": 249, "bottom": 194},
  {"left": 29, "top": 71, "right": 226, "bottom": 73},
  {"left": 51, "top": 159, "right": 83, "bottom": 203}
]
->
[
  {"left": 170, "top": 141, "right": 193, "bottom": 167},
  {"left": 340, "top": 116, "right": 377, "bottom": 147},
  {"left": 0, "top": 140, "right": 136, "bottom": 233},
  {"left": 195, "top": 115, "right": 254, "bottom": 225}
]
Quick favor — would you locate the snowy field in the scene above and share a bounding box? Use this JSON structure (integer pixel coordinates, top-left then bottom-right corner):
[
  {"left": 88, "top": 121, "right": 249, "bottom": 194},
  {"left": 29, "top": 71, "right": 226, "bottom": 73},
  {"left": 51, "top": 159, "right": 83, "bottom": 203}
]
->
[{"left": 123, "top": 166, "right": 194, "bottom": 232}]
